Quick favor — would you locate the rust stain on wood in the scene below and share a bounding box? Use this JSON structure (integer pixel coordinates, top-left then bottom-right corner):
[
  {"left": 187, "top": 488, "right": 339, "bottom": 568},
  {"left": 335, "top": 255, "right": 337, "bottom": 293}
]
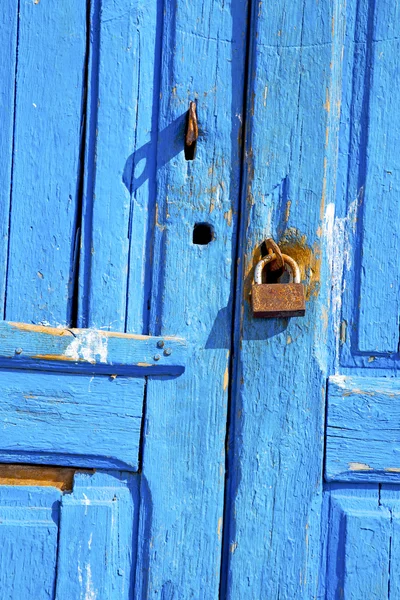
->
[
  {"left": 324, "top": 87, "right": 331, "bottom": 113},
  {"left": 9, "top": 322, "right": 72, "bottom": 336},
  {"left": 9, "top": 322, "right": 170, "bottom": 342},
  {"left": 223, "top": 365, "right": 229, "bottom": 391},
  {"left": 279, "top": 228, "right": 321, "bottom": 300},
  {"left": 224, "top": 208, "right": 233, "bottom": 226},
  {"left": 32, "top": 354, "right": 91, "bottom": 363},
  {"left": 0, "top": 465, "right": 85, "bottom": 491},
  {"left": 284, "top": 200, "right": 291, "bottom": 222}
]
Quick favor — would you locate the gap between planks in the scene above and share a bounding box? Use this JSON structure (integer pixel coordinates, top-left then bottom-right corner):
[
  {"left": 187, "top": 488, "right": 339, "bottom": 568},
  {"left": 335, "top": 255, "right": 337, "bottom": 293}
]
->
[{"left": 0, "top": 464, "right": 94, "bottom": 491}]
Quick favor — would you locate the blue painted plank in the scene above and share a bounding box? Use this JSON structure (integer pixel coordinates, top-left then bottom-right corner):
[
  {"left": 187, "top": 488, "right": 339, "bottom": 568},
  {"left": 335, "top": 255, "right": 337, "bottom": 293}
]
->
[
  {"left": 134, "top": 0, "right": 249, "bottom": 596},
  {"left": 335, "top": 0, "right": 400, "bottom": 364},
  {"left": 0, "top": 3, "right": 18, "bottom": 313},
  {"left": 0, "top": 322, "right": 185, "bottom": 376},
  {"left": 0, "top": 486, "right": 61, "bottom": 599},
  {"left": 326, "top": 375, "right": 400, "bottom": 483},
  {"left": 5, "top": 1, "right": 86, "bottom": 326},
  {"left": 322, "top": 487, "right": 391, "bottom": 599},
  {"left": 56, "top": 471, "right": 139, "bottom": 600},
  {"left": 0, "top": 370, "right": 144, "bottom": 471},
  {"left": 353, "top": 1, "right": 400, "bottom": 354},
  {"left": 79, "top": 0, "right": 159, "bottom": 333},
  {"left": 380, "top": 486, "right": 400, "bottom": 598},
  {"left": 222, "top": 0, "right": 344, "bottom": 597}
]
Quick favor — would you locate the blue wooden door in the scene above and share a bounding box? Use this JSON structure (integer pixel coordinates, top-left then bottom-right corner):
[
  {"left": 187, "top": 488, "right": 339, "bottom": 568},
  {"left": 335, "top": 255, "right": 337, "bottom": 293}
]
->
[
  {"left": 220, "top": 0, "right": 400, "bottom": 598},
  {"left": 1, "top": 0, "right": 247, "bottom": 598},
  {"left": 2, "top": 0, "right": 398, "bottom": 598}
]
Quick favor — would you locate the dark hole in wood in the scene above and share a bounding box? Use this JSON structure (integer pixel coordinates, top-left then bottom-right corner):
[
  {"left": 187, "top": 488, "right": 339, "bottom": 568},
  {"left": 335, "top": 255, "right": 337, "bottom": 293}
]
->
[
  {"left": 193, "top": 223, "right": 214, "bottom": 245},
  {"left": 184, "top": 139, "right": 197, "bottom": 160}
]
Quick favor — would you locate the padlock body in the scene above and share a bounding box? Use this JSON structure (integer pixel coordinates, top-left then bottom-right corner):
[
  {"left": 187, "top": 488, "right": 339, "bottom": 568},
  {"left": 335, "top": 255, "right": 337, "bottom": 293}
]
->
[{"left": 251, "top": 283, "right": 306, "bottom": 318}]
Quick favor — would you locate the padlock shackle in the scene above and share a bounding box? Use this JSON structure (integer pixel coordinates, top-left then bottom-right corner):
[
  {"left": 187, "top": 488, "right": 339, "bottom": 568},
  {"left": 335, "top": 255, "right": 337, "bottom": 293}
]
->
[
  {"left": 281, "top": 254, "right": 301, "bottom": 284},
  {"left": 254, "top": 253, "right": 301, "bottom": 285}
]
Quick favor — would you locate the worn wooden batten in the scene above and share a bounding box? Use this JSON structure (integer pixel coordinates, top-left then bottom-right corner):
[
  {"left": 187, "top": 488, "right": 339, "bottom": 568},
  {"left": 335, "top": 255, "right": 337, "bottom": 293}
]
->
[{"left": 0, "top": 322, "right": 186, "bottom": 375}]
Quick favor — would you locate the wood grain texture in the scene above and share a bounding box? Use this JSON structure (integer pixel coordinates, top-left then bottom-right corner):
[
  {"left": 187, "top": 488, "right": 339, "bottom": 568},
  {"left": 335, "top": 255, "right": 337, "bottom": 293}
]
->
[
  {"left": 326, "top": 376, "right": 400, "bottom": 483},
  {"left": 321, "top": 486, "right": 392, "bottom": 599},
  {"left": 0, "top": 486, "right": 61, "bottom": 599},
  {"left": 0, "top": 3, "right": 17, "bottom": 314},
  {"left": 0, "top": 370, "right": 144, "bottom": 471},
  {"left": 79, "top": 0, "right": 160, "bottom": 333},
  {"left": 3, "top": 0, "right": 400, "bottom": 594},
  {"left": 5, "top": 1, "right": 87, "bottom": 326},
  {"left": 0, "top": 322, "right": 186, "bottom": 375},
  {"left": 134, "top": 0, "right": 249, "bottom": 597},
  {"left": 55, "top": 471, "right": 139, "bottom": 599},
  {"left": 337, "top": 0, "right": 400, "bottom": 365},
  {"left": 0, "top": 464, "right": 77, "bottom": 491},
  {"left": 0, "top": 471, "right": 139, "bottom": 600},
  {"left": 380, "top": 486, "right": 400, "bottom": 598},
  {"left": 221, "top": 1, "right": 344, "bottom": 597}
]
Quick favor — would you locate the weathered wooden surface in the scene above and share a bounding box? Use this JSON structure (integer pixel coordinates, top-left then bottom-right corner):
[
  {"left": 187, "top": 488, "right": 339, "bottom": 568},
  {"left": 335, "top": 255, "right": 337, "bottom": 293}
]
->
[
  {"left": 135, "top": 0, "right": 249, "bottom": 596},
  {"left": 0, "top": 486, "right": 60, "bottom": 598},
  {"left": 0, "top": 465, "right": 77, "bottom": 491},
  {"left": 1, "top": 0, "right": 248, "bottom": 595},
  {"left": 0, "top": 3, "right": 17, "bottom": 311},
  {"left": 79, "top": 0, "right": 159, "bottom": 333},
  {"left": 2, "top": 0, "right": 400, "bottom": 595},
  {"left": 55, "top": 471, "right": 139, "bottom": 599},
  {"left": 321, "top": 486, "right": 392, "bottom": 598},
  {"left": 4, "top": 2, "right": 87, "bottom": 326},
  {"left": 0, "top": 370, "right": 144, "bottom": 471},
  {"left": 0, "top": 322, "right": 185, "bottom": 375},
  {"left": 335, "top": 0, "right": 400, "bottom": 369},
  {"left": 221, "top": 0, "right": 342, "bottom": 597},
  {"left": 337, "top": 0, "right": 400, "bottom": 357},
  {"left": 326, "top": 376, "right": 400, "bottom": 483},
  {"left": 0, "top": 471, "right": 139, "bottom": 600}
]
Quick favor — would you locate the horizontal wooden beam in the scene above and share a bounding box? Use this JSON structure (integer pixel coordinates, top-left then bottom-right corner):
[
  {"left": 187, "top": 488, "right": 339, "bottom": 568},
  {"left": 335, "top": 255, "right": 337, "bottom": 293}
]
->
[
  {"left": 0, "top": 369, "right": 145, "bottom": 471},
  {"left": 326, "top": 375, "right": 400, "bottom": 483},
  {"left": 0, "top": 322, "right": 186, "bottom": 375}
]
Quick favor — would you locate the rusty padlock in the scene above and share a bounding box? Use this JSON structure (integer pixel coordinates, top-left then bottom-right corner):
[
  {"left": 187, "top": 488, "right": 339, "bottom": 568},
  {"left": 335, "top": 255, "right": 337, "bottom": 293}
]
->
[{"left": 251, "top": 252, "right": 306, "bottom": 318}]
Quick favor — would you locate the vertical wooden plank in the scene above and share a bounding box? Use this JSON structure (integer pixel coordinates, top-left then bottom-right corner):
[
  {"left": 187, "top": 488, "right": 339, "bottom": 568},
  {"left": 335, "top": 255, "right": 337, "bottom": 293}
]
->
[
  {"left": 80, "top": 0, "right": 159, "bottom": 333},
  {"left": 358, "top": 3, "right": 400, "bottom": 353},
  {"left": 135, "top": 0, "right": 248, "bottom": 596},
  {"left": 338, "top": 0, "right": 400, "bottom": 355},
  {"left": 55, "top": 471, "right": 139, "bottom": 600},
  {"left": 390, "top": 503, "right": 400, "bottom": 598},
  {"left": 0, "top": 2, "right": 18, "bottom": 312},
  {"left": 0, "top": 487, "right": 61, "bottom": 599},
  {"left": 380, "top": 486, "right": 400, "bottom": 598},
  {"left": 5, "top": 2, "right": 86, "bottom": 326},
  {"left": 222, "top": 0, "right": 344, "bottom": 597},
  {"left": 324, "top": 488, "right": 391, "bottom": 599}
]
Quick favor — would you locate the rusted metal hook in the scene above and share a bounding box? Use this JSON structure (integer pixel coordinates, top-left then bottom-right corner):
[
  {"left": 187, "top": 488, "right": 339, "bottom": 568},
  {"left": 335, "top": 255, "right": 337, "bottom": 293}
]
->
[{"left": 185, "top": 101, "right": 198, "bottom": 149}]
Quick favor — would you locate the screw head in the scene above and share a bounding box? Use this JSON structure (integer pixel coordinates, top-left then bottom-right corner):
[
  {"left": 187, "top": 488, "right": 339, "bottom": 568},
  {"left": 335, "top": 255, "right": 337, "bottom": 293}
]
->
[
  {"left": 156, "top": 340, "right": 164, "bottom": 349},
  {"left": 15, "top": 348, "right": 23, "bottom": 355},
  {"left": 153, "top": 354, "right": 161, "bottom": 361},
  {"left": 163, "top": 348, "right": 172, "bottom": 356}
]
